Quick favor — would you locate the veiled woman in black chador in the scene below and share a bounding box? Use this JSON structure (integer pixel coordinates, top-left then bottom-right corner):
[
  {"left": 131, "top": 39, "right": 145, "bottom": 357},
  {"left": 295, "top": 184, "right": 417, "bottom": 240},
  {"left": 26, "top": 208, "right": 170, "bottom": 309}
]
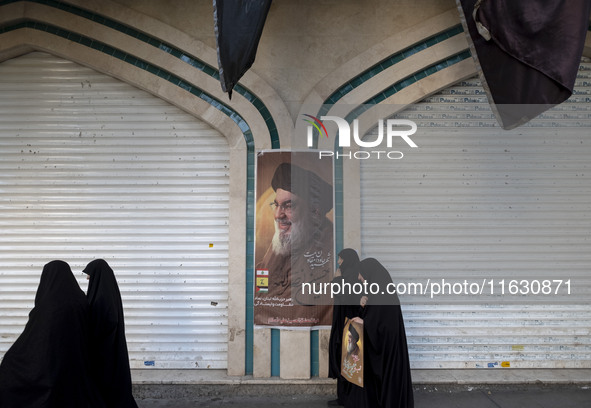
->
[
  {"left": 84, "top": 259, "right": 138, "bottom": 408},
  {"left": 347, "top": 258, "right": 414, "bottom": 408},
  {"left": 0, "top": 260, "right": 105, "bottom": 407},
  {"left": 327, "top": 248, "right": 362, "bottom": 406}
]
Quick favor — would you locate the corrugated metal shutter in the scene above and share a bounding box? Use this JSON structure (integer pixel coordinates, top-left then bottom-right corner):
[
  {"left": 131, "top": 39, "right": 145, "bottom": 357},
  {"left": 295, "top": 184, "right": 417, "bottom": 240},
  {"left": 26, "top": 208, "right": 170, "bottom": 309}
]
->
[
  {"left": 0, "top": 52, "right": 229, "bottom": 369},
  {"left": 360, "top": 60, "right": 591, "bottom": 368}
]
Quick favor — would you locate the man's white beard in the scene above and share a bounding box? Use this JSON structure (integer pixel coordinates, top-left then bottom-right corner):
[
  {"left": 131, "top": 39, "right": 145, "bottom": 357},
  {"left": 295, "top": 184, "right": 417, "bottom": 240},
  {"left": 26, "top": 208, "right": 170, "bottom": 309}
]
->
[{"left": 271, "top": 216, "right": 312, "bottom": 256}]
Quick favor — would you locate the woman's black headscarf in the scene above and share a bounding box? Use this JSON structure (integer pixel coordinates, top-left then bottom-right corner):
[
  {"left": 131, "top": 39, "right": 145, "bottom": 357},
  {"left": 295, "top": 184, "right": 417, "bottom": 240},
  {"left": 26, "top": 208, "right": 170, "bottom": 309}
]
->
[
  {"left": 84, "top": 259, "right": 138, "bottom": 408},
  {"left": 0, "top": 260, "right": 105, "bottom": 407},
  {"left": 359, "top": 257, "right": 400, "bottom": 306},
  {"left": 337, "top": 248, "right": 361, "bottom": 295},
  {"left": 346, "top": 258, "right": 413, "bottom": 408},
  {"left": 328, "top": 248, "right": 361, "bottom": 403}
]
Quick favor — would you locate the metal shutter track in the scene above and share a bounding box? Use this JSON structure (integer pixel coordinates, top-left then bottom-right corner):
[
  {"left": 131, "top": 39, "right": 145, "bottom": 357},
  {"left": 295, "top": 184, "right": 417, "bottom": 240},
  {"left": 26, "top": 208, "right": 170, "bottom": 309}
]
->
[
  {"left": 361, "top": 61, "right": 591, "bottom": 369},
  {"left": 0, "top": 52, "right": 229, "bottom": 369}
]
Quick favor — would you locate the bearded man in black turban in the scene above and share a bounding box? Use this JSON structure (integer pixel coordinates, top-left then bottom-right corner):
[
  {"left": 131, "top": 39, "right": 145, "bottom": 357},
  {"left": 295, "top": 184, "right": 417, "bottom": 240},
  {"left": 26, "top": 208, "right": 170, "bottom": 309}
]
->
[{"left": 255, "top": 162, "right": 334, "bottom": 326}]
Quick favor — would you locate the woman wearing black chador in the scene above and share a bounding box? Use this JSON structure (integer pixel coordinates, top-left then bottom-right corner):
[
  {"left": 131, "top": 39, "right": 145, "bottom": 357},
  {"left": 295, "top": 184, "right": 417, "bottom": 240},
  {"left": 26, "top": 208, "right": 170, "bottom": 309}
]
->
[
  {"left": 347, "top": 258, "right": 414, "bottom": 408},
  {"left": 84, "top": 259, "right": 138, "bottom": 408},
  {"left": 327, "top": 248, "right": 362, "bottom": 406},
  {"left": 0, "top": 260, "right": 105, "bottom": 407}
]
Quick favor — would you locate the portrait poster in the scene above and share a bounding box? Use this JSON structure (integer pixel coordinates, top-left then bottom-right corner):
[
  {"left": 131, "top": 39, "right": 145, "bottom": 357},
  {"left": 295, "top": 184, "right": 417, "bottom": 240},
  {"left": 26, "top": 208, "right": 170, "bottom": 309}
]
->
[
  {"left": 341, "top": 318, "right": 364, "bottom": 387},
  {"left": 254, "top": 150, "right": 334, "bottom": 327}
]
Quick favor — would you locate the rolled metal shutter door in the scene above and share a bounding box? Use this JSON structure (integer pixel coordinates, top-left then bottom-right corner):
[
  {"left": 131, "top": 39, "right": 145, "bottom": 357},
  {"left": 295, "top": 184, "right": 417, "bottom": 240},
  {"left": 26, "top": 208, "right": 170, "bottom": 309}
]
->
[
  {"left": 360, "top": 60, "right": 591, "bottom": 369},
  {"left": 0, "top": 52, "right": 229, "bottom": 369}
]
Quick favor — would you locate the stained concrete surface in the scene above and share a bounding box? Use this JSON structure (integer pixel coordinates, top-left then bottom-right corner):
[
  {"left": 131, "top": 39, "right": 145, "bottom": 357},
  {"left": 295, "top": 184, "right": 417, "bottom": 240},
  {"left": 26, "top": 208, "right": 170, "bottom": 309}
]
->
[
  {"left": 132, "top": 369, "right": 591, "bottom": 407},
  {"left": 137, "top": 384, "right": 591, "bottom": 407}
]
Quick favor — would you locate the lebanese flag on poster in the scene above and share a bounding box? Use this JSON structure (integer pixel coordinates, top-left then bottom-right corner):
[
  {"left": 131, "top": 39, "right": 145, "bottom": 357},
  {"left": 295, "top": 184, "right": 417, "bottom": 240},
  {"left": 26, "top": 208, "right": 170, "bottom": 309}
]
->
[
  {"left": 256, "top": 269, "right": 269, "bottom": 293},
  {"left": 456, "top": 0, "right": 591, "bottom": 129}
]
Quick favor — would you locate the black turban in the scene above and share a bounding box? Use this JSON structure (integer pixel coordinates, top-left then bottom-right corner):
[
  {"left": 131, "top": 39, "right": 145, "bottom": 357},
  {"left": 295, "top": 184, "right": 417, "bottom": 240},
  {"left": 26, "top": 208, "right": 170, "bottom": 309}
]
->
[
  {"left": 271, "top": 163, "right": 332, "bottom": 215},
  {"left": 348, "top": 322, "right": 360, "bottom": 343}
]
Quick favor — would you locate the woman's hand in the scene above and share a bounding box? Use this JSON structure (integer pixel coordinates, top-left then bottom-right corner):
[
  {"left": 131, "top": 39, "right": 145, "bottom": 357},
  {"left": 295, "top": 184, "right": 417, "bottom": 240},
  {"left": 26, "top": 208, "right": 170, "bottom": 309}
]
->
[
  {"left": 360, "top": 296, "right": 368, "bottom": 307},
  {"left": 351, "top": 317, "right": 364, "bottom": 325}
]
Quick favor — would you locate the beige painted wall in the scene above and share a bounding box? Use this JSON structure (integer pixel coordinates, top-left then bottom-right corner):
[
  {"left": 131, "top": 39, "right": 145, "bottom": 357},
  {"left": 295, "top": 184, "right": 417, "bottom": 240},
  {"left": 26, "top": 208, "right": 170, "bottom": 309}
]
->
[{"left": 112, "top": 0, "right": 456, "bottom": 118}]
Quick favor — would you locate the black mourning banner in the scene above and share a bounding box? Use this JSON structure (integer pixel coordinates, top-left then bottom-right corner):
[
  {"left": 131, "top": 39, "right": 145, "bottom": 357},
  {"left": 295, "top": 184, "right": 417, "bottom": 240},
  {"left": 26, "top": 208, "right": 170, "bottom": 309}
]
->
[
  {"left": 213, "top": 0, "right": 272, "bottom": 99},
  {"left": 456, "top": 0, "right": 591, "bottom": 129}
]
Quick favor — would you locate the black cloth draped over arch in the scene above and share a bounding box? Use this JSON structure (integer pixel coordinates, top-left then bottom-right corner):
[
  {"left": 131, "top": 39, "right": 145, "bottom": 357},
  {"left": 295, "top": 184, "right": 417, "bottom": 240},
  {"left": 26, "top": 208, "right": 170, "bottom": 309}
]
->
[{"left": 456, "top": 0, "right": 591, "bottom": 129}]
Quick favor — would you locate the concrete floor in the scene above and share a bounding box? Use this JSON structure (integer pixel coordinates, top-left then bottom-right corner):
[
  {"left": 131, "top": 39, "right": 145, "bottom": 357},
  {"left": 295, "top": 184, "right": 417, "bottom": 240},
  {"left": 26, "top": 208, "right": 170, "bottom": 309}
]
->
[
  {"left": 136, "top": 384, "right": 591, "bottom": 407},
  {"left": 131, "top": 369, "right": 591, "bottom": 407}
]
